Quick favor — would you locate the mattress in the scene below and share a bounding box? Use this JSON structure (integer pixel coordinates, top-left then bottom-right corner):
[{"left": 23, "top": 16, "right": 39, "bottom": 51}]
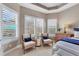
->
[{"left": 53, "top": 41, "right": 79, "bottom": 56}]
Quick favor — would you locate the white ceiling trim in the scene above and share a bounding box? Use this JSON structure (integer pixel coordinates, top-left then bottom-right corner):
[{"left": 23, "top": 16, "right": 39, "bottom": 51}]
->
[
  {"left": 48, "top": 3, "right": 78, "bottom": 13},
  {"left": 19, "top": 3, "right": 78, "bottom": 14},
  {"left": 40, "top": 3, "right": 62, "bottom": 7},
  {"left": 19, "top": 3, "right": 48, "bottom": 13}
]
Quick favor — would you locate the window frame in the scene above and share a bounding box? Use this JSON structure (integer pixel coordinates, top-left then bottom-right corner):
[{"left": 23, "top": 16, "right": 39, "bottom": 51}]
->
[
  {"left": 34, "top": 17, "right": 44, "bottom": 35},
  {"left": 24, "top": 15, "right": 35, "bottom": 34},
  {"left": 47, "top": 19, "right": 57, "bottom": 36},
  {"left": 24, "top": 15, "right": 44, "bottom": 35}
]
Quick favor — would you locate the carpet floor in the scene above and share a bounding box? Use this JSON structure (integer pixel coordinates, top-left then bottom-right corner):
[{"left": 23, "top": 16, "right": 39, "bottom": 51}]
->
[{"left": 5, "top": 46, "right": 53, "bottom": 56}]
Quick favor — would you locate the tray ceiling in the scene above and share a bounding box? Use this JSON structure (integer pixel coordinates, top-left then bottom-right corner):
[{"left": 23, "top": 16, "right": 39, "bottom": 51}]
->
[{"left": 19, "top": 3, "right": 78, "bottom": 14}]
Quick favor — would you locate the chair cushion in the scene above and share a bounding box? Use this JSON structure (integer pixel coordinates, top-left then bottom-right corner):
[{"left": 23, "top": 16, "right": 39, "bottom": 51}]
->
[
  {"left": 24, "top": 41, "right": 36, "bottom": 49},
  {"left": 44, "top": 39, "right": 52, "bottom": 42},
  {"left": 24, "top": 37, "right": 32, "bottom": 42},
  {"left": 24, "top": 41, "right": 35, "bottom": 46},
  {"left": 42, "top": 36, "right": 48, "bottom": 39},
  {"left": 44, "top": 39, "right": 52, "bottom": 44}
]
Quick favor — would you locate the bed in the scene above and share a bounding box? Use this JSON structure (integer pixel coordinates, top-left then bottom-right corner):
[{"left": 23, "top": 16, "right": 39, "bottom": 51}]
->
[{"left": 53, "top": 40, "right": 79, "bottom": 56}]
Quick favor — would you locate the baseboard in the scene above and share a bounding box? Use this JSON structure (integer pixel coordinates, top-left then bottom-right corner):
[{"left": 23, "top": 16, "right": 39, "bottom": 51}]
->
[{"left": 3, "top": 44, "right": 22, "bottom": 56}]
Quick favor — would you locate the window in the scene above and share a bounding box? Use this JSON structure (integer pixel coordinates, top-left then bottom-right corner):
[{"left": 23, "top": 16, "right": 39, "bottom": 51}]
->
[
  {"left": 35, "top": 18, "right": 44, "bottom": 35},
  {"left": 0, "top": 4, "right": 18, "bottom": 38},
  {"left": 47, "top": 19, "right": 57, "bottom": 35},
  {"left": 25, "top": 16, "right": 35, "bottom": 34},
  {"left": 25, "top": 15, "right": 44, "bottom": 35}
]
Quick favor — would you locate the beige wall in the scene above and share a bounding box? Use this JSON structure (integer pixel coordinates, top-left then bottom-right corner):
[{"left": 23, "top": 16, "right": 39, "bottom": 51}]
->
[
  {"left": 3, "top": 3, "right": 20, "bottom": 12},
  {"left": 47, "top": 4, "right": 79, "bottom": 30},
  {"left": 20, "top": 6, "right": 45, "bottom": 18},
  {"left": 46, "top": 13, "right": 58, "bottom": 19},
  {"left": 58, "top": 4, "right": 79, "bottom": 29}
]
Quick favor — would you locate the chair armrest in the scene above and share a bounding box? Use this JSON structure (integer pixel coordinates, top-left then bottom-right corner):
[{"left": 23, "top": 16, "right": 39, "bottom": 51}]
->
[
  {"left": 32, "top": 39, "right": 36, "bottom": 41},
  {"left": 32, "top": 39, "right": 37, "bottom": 43}
]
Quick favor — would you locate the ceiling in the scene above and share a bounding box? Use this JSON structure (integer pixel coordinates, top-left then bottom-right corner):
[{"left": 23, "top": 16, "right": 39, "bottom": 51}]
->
[
  {"left": 40, "top": 3, "right": 63, "bottom": 7},
  {"left": 32, "top": 3, "right": 66, "bottom": 10},
  {"left": 19, "top": 3, "right": 78, "bottom": 14}
]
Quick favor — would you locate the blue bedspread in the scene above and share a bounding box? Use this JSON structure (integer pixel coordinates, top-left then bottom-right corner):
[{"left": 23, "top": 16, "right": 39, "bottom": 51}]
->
[{"left": 61, "top": 37, "right": 79, "bottom": 45}]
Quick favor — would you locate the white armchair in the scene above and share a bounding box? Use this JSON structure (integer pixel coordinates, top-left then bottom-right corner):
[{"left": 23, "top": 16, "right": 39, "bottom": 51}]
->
[
  {"left": 41, "top": 33, "right": 53, "bottom": 46},
  {"left": 22, "top": 34, "right": 36, "bottom": 54}
]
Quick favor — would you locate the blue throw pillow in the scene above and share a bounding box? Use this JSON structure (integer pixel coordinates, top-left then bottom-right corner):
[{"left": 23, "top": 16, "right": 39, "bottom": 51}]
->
[
  {"left": 24, "top": 37, "right": 32, "bottom": 42},
  {"left": 42, "top": 36, "right": 48, "bottom": 39},
  {"left": 61, "top": 37, "right": 79, "bottom": 45}
]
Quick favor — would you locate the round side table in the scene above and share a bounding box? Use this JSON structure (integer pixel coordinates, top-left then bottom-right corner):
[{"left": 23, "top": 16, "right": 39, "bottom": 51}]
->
[{"left": 36, "top": 39, "right": 42, "bottom": 47}]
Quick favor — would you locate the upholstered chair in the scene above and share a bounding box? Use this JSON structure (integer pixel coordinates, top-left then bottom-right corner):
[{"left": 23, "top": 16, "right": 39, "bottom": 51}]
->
[
  {"left": 22, "top": 34, "right": 36, "bottom": 54},
  {"left": 41, "top": 33, "right": 53, "bottom": 46}
]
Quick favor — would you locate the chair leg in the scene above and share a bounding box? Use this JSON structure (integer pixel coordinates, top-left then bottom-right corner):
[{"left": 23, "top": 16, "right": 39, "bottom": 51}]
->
[
  {"left": 43, "top": 44, "right": 45, "bottom": 46},
  {"left": 23, "top": 50, "right": 25, "bottom": 54},
  {"left": 33, "top": 46, "right": 36, "bottom": 48},
  {"left": 49, "top": 43, "right": 52, "bottom": 46},
  {"left": 42, "top": 42, "right": 44, "bottom": 46}
]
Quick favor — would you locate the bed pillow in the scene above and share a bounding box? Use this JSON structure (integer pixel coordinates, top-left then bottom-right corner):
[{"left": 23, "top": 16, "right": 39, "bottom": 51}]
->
[
  {"left": 24, "top": 37, "right": 32, "bottom": 42},
  {"left": 61, "top": 37, "right": 79, "bottom": 45}
]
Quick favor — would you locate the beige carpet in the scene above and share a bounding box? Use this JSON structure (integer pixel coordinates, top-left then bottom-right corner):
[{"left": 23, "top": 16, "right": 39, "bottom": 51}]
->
[
  {"left": 24, "top": 46, "right": 52, "bottom": 56},
  {"left": 5, "top": 46, "right": 53, "bottom": 56}
]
